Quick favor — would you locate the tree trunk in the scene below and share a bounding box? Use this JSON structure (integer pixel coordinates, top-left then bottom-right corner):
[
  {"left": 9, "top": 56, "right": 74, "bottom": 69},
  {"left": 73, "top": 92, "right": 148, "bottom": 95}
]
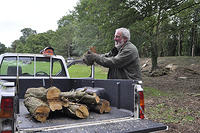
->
[
  {"left": 178, "top": 30, "right": 183, "bottom": 56},
  {"left": 151, "top": 6, "right": 161, "bottom": 72},
  {"left": 191, "top": 8, "right": 198, "bottom": 57},
  {"left": 24, "top": 97, "right": 50, "bottom": 122},
  {"left": 151, "top": 42, "right": 158, "bottom": 71},
  {"left": 191, "top": 25, "right": 197, "bottom": 57}
]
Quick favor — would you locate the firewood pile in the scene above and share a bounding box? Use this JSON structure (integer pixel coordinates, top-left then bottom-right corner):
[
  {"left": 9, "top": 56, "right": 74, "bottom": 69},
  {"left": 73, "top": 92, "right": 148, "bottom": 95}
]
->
[{"left": 24, "top": 86, "right": 111, "bottom": 122}]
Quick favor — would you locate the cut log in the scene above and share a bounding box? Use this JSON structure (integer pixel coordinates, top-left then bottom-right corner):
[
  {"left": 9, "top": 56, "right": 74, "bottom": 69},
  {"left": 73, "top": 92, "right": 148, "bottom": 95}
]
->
[
  {"left": 24, "top": 97, "right": 50, "bottom": 122},
  {"left": 63, "top": 102, "right": 89, "bottom": 119},
  {"left": 60, "top": 90, "right": 100, "bottom": 105},
  {"left": 46, "top": 86, "right": 62, "bottom": 111},
  {"left": 88, "top": 99, "right": 111, "bottom": 114},
  {"left": 103, "top": 99, "right": 111, "bottom": 113},
  {"left": 24, "top": 86, "right": 63, "bottom": 111},
  {"left": 24, "top": 87, "right": 47, "bottom": 100},
  {"left": 46, "top": 86, "right": 60, "bottom": 99},
  {"left": 76, "top": 87, "right": 106, "bottom": 99}
]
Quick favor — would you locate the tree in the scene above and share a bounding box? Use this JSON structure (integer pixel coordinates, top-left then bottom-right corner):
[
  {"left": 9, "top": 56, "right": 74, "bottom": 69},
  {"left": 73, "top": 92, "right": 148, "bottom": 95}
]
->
[
  {"left": 20, "top": 28, "right": 37, "bottom": 43},
  {"left": 10, "top": 28, "right": 37, "bottom": 53},
  {"left": 73, "top": 0, "right": 131, "bottom": 53},
  {"left": 25, "top": 33, "right": 52, "bottom": 53},
  {"left": 127, "top": 0, "right": 200, "bottom": 70},
  {"left": 51, "top": 25, "right": 74, "bottom": 57},
  {"left": 14, "top": 40, "right": 25, "bottom": 53},
  {"left": 0, "top": 43, "right": 7, "bottom": 54}
]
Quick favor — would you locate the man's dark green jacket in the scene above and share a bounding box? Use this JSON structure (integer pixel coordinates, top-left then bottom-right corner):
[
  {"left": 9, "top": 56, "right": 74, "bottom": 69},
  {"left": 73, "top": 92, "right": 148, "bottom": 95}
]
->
[{"left": 95, "top": 41, "right": 142, "bottom": 80}]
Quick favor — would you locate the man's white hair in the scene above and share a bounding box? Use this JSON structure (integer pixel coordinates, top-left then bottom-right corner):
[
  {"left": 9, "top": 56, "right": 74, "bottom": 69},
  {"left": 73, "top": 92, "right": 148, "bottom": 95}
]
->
[{"left": 116, "top": 28, "right": 130, "bottom": 41}]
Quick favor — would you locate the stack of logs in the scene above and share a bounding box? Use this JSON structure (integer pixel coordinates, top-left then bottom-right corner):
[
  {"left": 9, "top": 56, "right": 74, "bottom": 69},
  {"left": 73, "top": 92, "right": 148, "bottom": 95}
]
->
[{"left": 24, "top": 86, "right": 111, "bottom": 122}]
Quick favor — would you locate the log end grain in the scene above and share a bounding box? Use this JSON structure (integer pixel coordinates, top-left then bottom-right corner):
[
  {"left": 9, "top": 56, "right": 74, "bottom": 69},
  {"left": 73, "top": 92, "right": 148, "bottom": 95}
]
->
[
  {"left": 75, "top": 105, "right": 89, "bottom": 118},
  {"left": 48, "top": 100, "right": 63, "bottom": 111},
  {"left": 47, "top": 86, "right": 61, "bottom": 99},
  {"left": 35, "top": 106, "right": 50, "bottom": 122},
  {"left": 104, "top": 106, "right": 111, "bottom": 113},
  {"left": 102, "top": 99, "right": 111, "bottom": 113}
]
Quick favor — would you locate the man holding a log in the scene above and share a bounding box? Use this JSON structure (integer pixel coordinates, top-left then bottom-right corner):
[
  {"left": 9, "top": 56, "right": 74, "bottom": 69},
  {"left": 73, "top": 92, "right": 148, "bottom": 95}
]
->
[{"left": 83, "top": 27, "right": 142, "bottom": 80}]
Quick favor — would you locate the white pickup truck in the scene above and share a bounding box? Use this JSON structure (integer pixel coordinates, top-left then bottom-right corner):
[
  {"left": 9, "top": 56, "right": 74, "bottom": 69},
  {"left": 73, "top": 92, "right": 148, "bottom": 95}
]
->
[{"left": 0, "top": 53, "right": 167, "bottom": 133}]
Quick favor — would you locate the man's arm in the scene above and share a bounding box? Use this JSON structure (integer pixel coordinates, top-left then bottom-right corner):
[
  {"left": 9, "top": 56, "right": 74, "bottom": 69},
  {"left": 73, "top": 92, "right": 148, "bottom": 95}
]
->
[
  {"left": 95, "top": 45, "right": 138, "bottom": 68},
  {"left": 102, "top": 47, "right": 119, "bottom": 57}
]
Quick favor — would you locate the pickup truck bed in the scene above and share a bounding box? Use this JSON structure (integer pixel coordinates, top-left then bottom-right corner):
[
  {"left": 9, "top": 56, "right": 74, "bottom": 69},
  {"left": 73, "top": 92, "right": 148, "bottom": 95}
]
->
[{"left": 17, "top": 99, "right": 167, "bottom": 133}]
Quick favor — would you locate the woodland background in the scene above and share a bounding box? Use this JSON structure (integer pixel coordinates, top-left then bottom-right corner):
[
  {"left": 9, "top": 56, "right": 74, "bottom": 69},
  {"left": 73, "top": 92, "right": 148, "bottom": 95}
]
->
[{"left": 0, "top": 0, "right": 200, "bottom": 71}]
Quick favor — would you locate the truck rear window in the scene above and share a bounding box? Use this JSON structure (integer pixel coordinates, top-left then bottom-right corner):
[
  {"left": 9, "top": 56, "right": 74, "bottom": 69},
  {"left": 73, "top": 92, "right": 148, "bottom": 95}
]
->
[
  {"left": 0, "top": 57, "right": 17, "bottom": 76},
  {"left": 0, "top": 56, "right": 66, "bottom": 77},
  {"left": 35, "top": 57, "right": 50, "bottom": 76},
  {"left": 19, "top": 57, "right": 34, "bottom": 76}
]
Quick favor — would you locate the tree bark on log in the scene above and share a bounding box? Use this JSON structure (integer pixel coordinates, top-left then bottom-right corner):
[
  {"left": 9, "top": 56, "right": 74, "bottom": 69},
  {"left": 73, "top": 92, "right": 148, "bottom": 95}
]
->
[
  {"left": 63, "top": 102, "right": 89, "bottom": 119},
  {"left": 60, "top": 90, "right": 100, "bottom": 105},
  {"left": 76, "top": 87, "right": 106, "bottom": 99},
  {"left": 24, "top": 97, "right": 50, "bottom": 122},
  {"left": 24, "top": 87, "right": 47, "bottom": 100},
  {"left": 25, "top": 86, "right": 63, "bottom": 111},
  {"left": 88, "top": 99, "right": 111, "bottom": 114}
]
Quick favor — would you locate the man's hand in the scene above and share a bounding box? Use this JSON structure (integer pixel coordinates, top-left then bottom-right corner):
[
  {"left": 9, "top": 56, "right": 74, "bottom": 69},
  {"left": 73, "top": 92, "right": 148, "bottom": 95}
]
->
[
  {"left": 111, "top": 47, "right": 119, "bottom": 56},
  {"left": 83, "top": 50, "right": 96, "bottom": 66}
]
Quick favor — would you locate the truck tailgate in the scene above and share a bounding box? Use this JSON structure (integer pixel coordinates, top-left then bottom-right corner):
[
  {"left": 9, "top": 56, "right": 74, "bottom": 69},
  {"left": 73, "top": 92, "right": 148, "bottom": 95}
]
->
[{"left": 17, "top": 99, "right": 167, "bottom": 133}]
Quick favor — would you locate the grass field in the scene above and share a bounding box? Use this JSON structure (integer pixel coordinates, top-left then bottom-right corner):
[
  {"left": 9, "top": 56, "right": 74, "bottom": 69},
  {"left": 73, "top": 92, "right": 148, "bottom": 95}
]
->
[{"left": 68, "top": 64, "right": 107, "bottom": 79}]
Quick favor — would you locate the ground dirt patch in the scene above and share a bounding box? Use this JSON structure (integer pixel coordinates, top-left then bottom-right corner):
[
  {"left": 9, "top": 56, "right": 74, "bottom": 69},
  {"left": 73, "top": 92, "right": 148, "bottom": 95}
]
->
[{"left": 140, "top": 56, "right": 200, "bottom": 133}]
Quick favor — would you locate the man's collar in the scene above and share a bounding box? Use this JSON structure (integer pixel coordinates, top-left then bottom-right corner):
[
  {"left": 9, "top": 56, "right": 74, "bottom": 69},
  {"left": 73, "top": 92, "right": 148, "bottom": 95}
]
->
[{"left": 118, "top": 41, "right": 129, "bottom": 50}]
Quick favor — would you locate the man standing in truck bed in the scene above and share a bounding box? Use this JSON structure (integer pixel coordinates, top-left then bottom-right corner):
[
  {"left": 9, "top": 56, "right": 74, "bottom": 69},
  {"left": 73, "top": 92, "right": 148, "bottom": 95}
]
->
[{"left": 83, "top": 27, "right": 141, "bottom": 80}]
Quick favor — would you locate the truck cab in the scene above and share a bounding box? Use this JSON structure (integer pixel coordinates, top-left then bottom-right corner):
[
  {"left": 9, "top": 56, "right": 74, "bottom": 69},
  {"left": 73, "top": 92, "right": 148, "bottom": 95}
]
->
[{"left": 0, "top": 53, "right": 167, "bottom": 133}]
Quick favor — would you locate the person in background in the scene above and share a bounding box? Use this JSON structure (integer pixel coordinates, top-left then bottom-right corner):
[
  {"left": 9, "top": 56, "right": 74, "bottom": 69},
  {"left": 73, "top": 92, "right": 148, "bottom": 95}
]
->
[{"left": 83, "top": 27, "right": 141, "bottom": 80}]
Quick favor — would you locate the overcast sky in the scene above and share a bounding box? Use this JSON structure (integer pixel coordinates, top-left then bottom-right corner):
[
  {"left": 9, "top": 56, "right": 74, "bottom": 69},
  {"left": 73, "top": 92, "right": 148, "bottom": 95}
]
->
[{"left": 0, "top": 0, "right": 78, "bottom": 47}]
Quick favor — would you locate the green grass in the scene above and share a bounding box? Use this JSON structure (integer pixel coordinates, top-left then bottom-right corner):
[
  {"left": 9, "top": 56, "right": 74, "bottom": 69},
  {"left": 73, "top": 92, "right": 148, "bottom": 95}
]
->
[
  {"left": 144, "top": 87, "right": 196, "bottom": 124},
  {"left": 68, "top": 64, "right": 107, "bottom": 79},
  {"left": 143, "top": 87, "right": 169, "bottom": 97},
  {"left": 148, "top": 104, "right": 195, "bottom": 124}
]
